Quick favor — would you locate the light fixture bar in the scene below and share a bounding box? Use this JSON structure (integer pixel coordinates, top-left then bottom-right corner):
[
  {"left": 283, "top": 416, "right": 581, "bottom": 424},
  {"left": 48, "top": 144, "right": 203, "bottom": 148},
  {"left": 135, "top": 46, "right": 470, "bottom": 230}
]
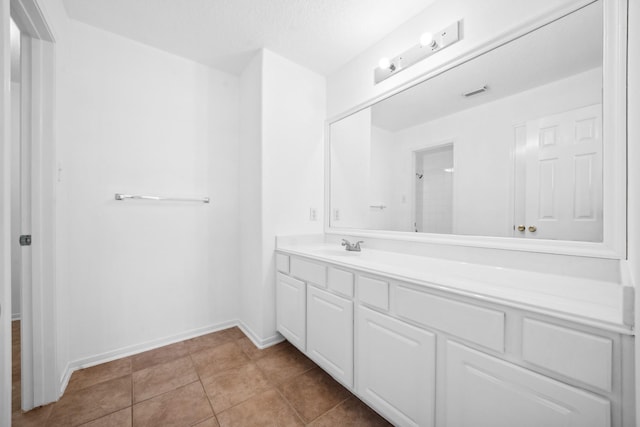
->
[{"left": 374, "top": 20, "right": 462, "bottom": 84}]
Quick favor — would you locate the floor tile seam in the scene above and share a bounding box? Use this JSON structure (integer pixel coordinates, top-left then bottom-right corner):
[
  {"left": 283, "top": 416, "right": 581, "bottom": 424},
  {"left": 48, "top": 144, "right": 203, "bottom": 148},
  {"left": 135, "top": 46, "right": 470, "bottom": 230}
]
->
[
  {"left": 273, "top": 363, "right": 344, "bottom": 424},
  {"left": 187, "top": 350, "right": 228, "bottom": 424},
  {"left": 130, "top": 370, "right": 134, "bottom": 426},
  {"left": 194, "top": 354, "right": 255, "bottom": 386},
  {"left": 65, "top": 367, "right": 134, "bottom": 395},
  {"left": 62, "top": 371, "right": 134, "bottom": 399},
  {"left": 187, "top": 409, "right": 217, "bottom": 427},
  {"left": 131, "top": 354, "right": 199, "bottom": 386},
  {"left": 60, "top": 404, "right": 133, "bottom": 427},
  {"left": 237, "top": 339, "right": 288, "bottom": 361},
  {"left": 130, "top": 343, "right": 192, "bottom": 373},
  {"left": 252, "top": 356, "right": 316, "bottom": 389},
  {"left": 186, "top": 335, "right": 236, "bottom": 357},
  {"left": 274, "top": 385, "right": 307, "bottom": 425},
  {"left": 189, "top": 352, "right": 213, "bottom": 384},
  {"left": 303, "top": 394, "right": 353, "bottom": 425},
  {"left": 198, "top": 377, "right": 222, "bottom": 427},
  {"left": 207, "top": 382, "right": 279, "bottom": 417},
  {"left": 131, "top": 378, "right": 201, "bottom": 406},
  {"left": 131, "top": 356, "right": 189, "bottom": 374},
  {"left": 132, "top": 369, "right": 201, "bottom": 404}
]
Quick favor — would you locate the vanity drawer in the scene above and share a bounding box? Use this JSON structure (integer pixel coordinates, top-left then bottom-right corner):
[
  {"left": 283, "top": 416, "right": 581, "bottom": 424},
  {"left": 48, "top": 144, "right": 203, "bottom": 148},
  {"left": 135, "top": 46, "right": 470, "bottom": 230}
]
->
[
  {"left": 358, "top": 276, "right": 389, "bottom": 311},
  {"left": 276, "top": 253, "right": 290, "bottom": 273},
  {"left": 290, "top": 257, "right": 327, "bottom": 287},
  {"left": 328, "top": 267, "right": 354, "bottom": 298},
  {"left": 522, "top": 318, "right": 613, "bottom": 392},
  {"left": 395, "top": 285, "right": 505, "bottom": 352}
]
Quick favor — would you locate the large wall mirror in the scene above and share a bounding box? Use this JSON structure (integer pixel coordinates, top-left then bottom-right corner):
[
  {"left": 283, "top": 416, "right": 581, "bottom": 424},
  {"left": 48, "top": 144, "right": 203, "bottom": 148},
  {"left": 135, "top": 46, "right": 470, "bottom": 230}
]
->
[{"left": 328, "top": 0, "right": 626, "bottom": 255}]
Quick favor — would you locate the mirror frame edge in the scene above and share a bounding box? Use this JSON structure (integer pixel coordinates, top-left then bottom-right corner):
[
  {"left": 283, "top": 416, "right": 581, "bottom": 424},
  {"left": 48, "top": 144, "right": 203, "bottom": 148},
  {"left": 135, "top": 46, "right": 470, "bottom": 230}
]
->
[{"left": 324, "top": 0, "right": 628, "bottom": 260}]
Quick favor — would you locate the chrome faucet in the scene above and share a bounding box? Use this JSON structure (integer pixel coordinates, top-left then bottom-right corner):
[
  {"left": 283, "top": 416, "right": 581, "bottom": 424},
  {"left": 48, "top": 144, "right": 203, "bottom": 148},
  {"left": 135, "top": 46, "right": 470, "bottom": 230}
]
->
[{"left": 341, "top": 239, "right": 364, "bottom": 252}]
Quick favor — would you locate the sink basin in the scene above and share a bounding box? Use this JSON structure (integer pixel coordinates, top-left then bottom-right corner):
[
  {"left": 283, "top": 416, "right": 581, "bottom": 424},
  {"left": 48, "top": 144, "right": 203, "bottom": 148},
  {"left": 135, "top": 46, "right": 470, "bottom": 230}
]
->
[{"left": 311, "top": 248, "right": 362, "bottom": 257}]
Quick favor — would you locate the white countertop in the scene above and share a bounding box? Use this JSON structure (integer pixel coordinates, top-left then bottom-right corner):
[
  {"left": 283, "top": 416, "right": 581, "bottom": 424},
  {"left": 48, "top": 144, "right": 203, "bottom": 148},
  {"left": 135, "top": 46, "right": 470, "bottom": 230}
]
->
[{"left": 276, "top": 241, "right": 633, "bottom": 334}]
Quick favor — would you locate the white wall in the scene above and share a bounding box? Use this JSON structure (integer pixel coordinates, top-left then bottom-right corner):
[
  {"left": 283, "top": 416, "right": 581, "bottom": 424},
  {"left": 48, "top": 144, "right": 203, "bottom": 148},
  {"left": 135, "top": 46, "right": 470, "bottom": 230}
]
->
[
  {"left": 261, "top": 49, "right": 325, "bottom": 339},
  {"left": 327, "top": 0, "right": 583, "bottom": 117},
  {"left": 10, "top": 82, "right": 20, "bottom": 319},
  {"left": 238, "top": 49, "right": 325, "bottom": 343},
  {"left": 238, "top": 51, "right": 264, "bottom": 340},
  {"left": 48, "top": 12, "right": 241, "bottom": 368}
]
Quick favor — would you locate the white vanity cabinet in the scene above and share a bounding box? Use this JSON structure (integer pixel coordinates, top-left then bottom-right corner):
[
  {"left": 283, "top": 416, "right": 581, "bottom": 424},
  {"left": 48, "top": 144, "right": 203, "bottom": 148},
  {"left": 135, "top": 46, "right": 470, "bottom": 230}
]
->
[
  {"left": 274, "top": 251, "right": 633, "bottom": 427},
  {"left": 307, "top": 284, "right": 354, "bottom": 387},
  {"left": 357, "top": 306, "right": 436, "bottom": 427},
  {"left": 275, "top": 272, "right": 306, "bottom": 351},
  {"left": 445, "top": 341, "right": 611, "bottom": 427}
]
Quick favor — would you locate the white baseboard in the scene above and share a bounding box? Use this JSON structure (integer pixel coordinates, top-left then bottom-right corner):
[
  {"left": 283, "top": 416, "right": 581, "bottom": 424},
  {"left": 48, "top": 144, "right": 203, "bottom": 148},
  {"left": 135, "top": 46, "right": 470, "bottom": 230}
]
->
[
  {"left": 58, "top": 319, "right": 286, "bottom": 397},
  {"left": 12, "top": 313, "right": 20, "bottom": 321},
  {"left": 59, "top": 362, "right": 73, "bottom": 397},
  {"left": 59, "top": 319, "right": 237, "bottom": 396},
  {"left": 237, "top": 321, "right": 285, "bottom": 349}
]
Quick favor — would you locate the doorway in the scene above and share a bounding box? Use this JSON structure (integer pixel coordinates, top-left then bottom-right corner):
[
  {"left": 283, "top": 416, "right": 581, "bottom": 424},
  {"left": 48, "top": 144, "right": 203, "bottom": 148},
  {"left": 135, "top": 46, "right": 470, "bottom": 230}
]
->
[
  {"left": 512, "top": 104, "right": 603, "bottom": 241},
  {"left": 2, "top": 0, "right": 57, "bottom": 420},
  {"left": 9, "top": 15, "right": 24, "bottom": 415}
]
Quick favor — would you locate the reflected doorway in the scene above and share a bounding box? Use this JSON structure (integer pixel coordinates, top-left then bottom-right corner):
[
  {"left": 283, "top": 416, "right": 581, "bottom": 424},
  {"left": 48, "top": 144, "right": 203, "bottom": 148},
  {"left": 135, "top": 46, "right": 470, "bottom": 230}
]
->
[
  {"left": 413, "top": 143, "right": 454, "bottom": 234},
  {"left": 513, "top": 104, "right": 603, "bottom": 242}
]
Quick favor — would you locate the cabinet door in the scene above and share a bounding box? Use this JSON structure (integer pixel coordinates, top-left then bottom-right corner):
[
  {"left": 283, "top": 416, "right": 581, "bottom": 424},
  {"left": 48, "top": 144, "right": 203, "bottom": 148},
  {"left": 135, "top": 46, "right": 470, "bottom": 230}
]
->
[
  {"left": 356, "top": 306, "right": 436, "bottom": 427},
  {"left": 307, "top": 286, "right": 353, "bottom": 388},
  {"left": 276, "top": 273, "right": 306, "bottom": 351},
  {"left": 445, "top": 340, "right": 611, "bottom": 427}
]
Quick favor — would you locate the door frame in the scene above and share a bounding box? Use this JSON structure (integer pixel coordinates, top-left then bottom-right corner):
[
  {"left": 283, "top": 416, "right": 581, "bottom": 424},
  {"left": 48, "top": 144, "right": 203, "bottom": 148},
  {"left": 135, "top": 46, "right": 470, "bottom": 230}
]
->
[{"left": 2, "top": 0, "right": 56, "bottom": 418}]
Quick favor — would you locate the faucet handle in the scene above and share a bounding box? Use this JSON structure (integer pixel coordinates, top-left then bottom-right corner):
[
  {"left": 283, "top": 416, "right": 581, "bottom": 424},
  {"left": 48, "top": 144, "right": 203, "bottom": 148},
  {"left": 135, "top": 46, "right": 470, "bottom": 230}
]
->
[
  {"left": 354, "top": 240, "right": 364, "bottom": 250},
  {"left": 341, "top": 239, "right": 350, "bottom": 246}
]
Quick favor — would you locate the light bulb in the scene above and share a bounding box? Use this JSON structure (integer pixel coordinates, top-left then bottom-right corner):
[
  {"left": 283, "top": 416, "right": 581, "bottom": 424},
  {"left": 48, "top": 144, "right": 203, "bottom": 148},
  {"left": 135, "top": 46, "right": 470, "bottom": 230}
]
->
[
  {"left": 420, "top": 32, "right": 436, "bottom": 48},
  {"left": 378, "top": 57, "right": 392, "bottom": 70}
]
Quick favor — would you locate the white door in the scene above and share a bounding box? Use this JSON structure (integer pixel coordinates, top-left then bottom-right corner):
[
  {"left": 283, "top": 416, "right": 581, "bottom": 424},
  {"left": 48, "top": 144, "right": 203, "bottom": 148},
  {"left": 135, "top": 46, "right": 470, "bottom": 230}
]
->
[
  {"left": 444, "top": 340, "right": 610, "bottom": 427},
  {"left": 276, "top": 273, "right": 306, "bottom": 351},
  {"left": 520, "top": 104, "right": 602, "bottom": 241},
  {"left": 307, "top": 286, "right": 353, "bottom": 388},
  {"left": 356, "top": 306, "right": 436, "bottom": 427}
]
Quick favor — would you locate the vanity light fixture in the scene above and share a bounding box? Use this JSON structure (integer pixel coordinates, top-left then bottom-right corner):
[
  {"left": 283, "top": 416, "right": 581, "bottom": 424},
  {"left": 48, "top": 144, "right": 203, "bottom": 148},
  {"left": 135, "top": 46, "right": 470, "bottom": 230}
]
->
[
  {"left": 375, "top": 20, "right": 462, "bottom": 84},
  {"left": 419, "top": 32, "right": 436, "bottom": 48},
  {"left": 378, "top": 57, "right": 395, "bottom": 71}
]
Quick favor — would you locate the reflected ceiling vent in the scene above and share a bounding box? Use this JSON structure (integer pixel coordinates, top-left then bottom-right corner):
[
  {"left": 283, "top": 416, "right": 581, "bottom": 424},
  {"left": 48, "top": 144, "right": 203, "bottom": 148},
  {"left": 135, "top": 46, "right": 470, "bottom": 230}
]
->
[{"left": 462, "top": 85, "right": 488, "bottom": 97}]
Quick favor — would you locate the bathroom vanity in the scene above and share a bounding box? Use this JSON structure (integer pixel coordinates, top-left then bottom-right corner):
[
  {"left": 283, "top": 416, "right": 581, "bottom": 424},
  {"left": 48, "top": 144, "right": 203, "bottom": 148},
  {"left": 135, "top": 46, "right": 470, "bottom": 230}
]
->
[
  {"left": 274, "top": 0, "right": 634, "bottom": 425},
  {"left": 275, "top": 238, "right": 634, "bottom": 427}
]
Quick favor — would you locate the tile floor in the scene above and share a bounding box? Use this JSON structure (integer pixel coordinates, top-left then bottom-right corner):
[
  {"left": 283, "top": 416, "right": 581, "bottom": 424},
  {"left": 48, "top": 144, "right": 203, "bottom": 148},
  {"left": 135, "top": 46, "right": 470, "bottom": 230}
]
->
[{"left": 11, "top": 322, "right": 391, "bottom": 426}]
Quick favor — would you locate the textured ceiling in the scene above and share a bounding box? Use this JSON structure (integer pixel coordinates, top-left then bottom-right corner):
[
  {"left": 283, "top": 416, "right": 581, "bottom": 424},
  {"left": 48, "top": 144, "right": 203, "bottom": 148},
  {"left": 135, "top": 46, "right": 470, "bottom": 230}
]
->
[{"left": 62, "top": 0, "right": 436, "bottom": 76}]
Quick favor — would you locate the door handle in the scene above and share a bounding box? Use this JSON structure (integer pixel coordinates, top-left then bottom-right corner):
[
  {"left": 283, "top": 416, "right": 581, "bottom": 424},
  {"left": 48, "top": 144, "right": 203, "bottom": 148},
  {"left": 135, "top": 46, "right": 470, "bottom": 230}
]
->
[
  {"left": 528, "top": 225, "right": 537, "bottom": 232},
  {"left": 517, "top": 225, "right": 526, "bottom": 232}
]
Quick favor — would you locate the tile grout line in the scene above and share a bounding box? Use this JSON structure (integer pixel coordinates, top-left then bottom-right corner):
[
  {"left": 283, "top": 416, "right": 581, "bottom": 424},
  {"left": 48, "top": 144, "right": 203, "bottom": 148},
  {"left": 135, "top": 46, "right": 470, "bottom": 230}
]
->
[
  {"left": 274, "top": 384, "right": 308, "bottom": 425},
  {"left": 304, "top": 394, "right": 353, "bottom": 425},
  {"left": 191, "top": 341, "right": 251, "bottom": 427},
  {"left": 188, "top": 351, "right": 219, "bottom": 427},
  {"left": 130, "top": 372, "right": 134, "bottom": 426}
]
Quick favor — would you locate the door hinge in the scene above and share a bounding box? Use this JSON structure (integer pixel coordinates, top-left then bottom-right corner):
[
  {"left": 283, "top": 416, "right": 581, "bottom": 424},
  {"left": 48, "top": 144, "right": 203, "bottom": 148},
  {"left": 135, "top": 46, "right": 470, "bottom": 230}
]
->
[{"left": 19, "top": 235, "right": 32, "bottom": 246}]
